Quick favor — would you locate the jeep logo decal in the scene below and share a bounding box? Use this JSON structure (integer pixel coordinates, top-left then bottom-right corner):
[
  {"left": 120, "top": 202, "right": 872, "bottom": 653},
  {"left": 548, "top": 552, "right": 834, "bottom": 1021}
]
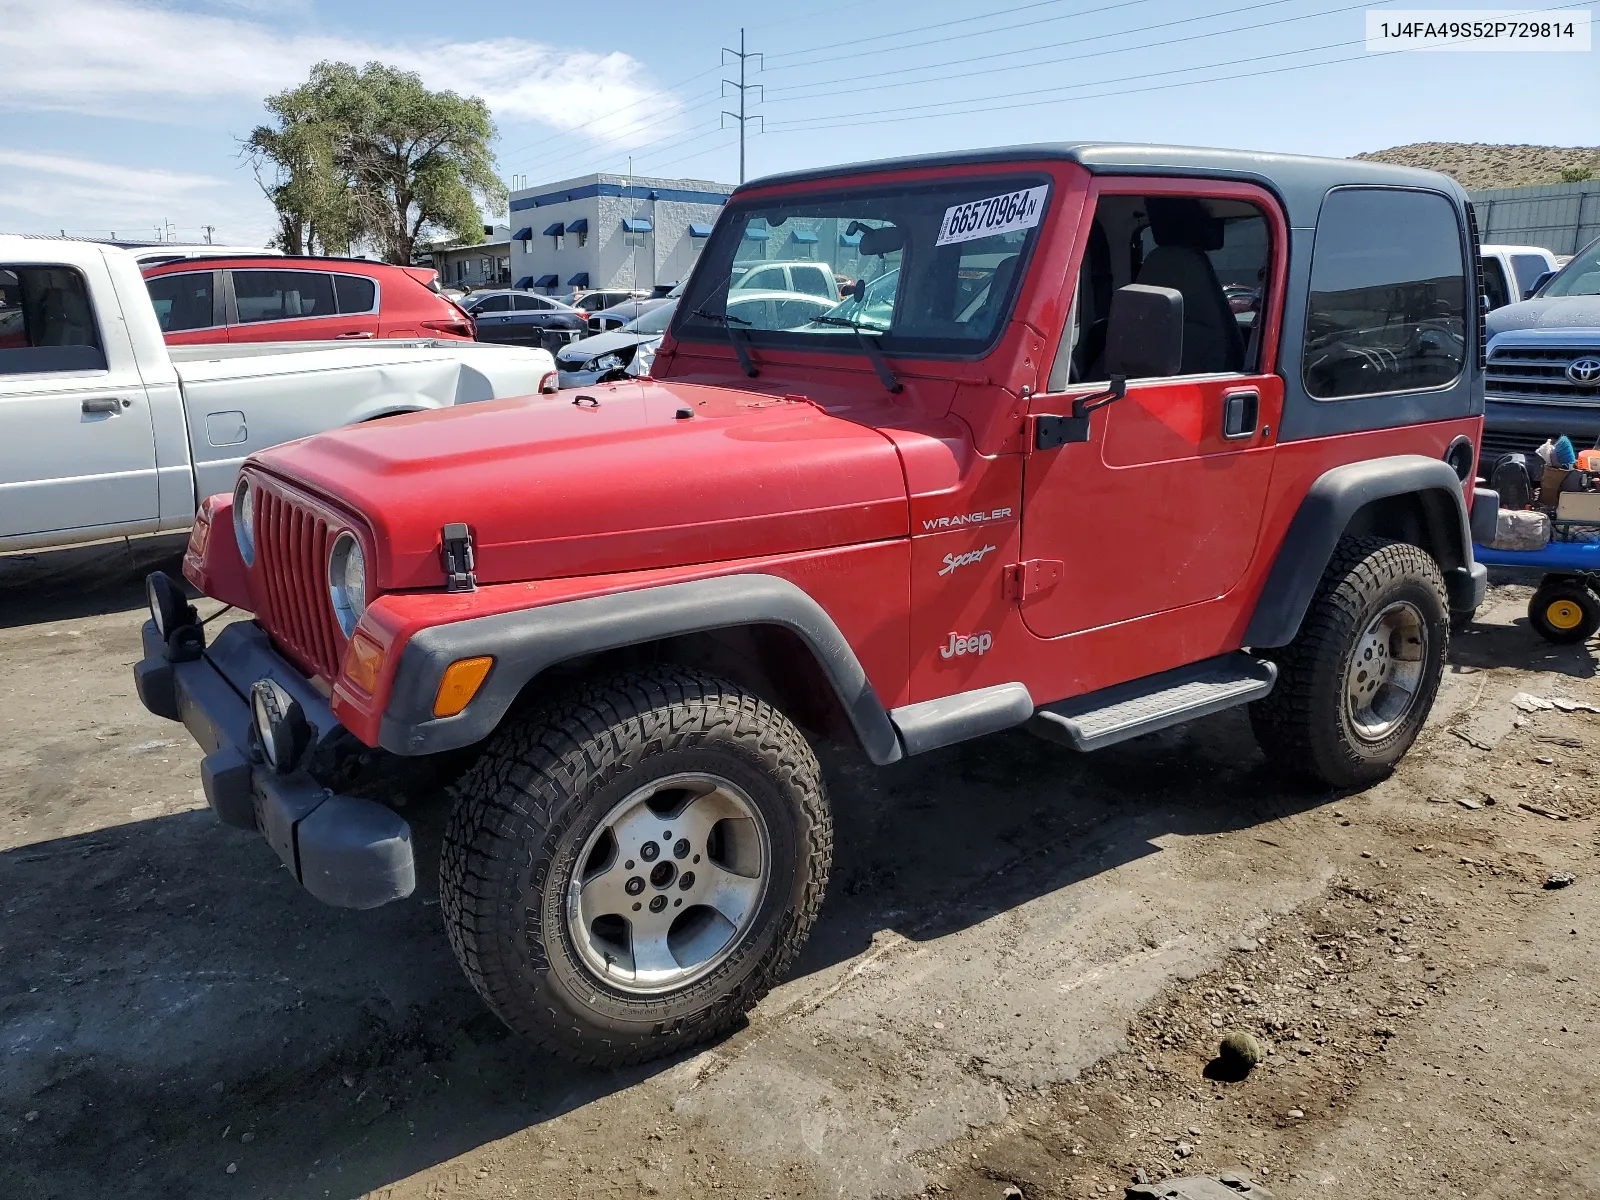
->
[
  {"left": 938, "top": 544, "right": 998, "bottom": 576},
  {"left": 940, "top": 631, "right": 993, "bottom": 659}
]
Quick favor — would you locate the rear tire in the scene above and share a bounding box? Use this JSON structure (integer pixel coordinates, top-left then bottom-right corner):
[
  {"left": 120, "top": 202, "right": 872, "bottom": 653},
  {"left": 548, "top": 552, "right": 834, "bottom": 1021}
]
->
[
  {"left": 439, "top": 666, "right": 831, "bottom": 1067},
  {"left": 1527, "top": 578, "right": 1600, "bottom": 644},
  {"left": 1251, "top": 537, "right": 1448, "bottom": 788}
]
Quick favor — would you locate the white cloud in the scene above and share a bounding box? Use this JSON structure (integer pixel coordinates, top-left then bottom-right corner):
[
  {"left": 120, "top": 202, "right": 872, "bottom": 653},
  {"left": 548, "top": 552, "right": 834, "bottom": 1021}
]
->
[
  {"left": 0, "top": 0, "right": 675, "bottom": 147},
  {"left": 0, "top": 148, "right": 269, "bottom": 243}
]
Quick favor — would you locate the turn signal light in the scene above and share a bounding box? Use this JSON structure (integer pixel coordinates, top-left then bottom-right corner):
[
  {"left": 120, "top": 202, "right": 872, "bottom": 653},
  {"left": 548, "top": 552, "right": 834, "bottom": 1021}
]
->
[
  {"left": 434, "top": 656, "right": 494, "bottom": 718},
  {"left": 343, "top": 631, "right": 386, "bottom": 696}
]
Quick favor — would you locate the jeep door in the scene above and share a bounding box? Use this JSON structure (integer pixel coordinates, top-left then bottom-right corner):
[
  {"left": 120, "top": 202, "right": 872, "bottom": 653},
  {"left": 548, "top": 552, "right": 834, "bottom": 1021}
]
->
[{"left": 1019, "top": 180, "right": 1286, "bottom": 639}]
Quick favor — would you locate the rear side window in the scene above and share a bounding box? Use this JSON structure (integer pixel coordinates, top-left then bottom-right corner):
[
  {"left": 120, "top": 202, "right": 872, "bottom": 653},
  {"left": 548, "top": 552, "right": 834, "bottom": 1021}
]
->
[
  {"left": 146, "top": 271, "right": 216, "bottom": 332},
  {"left": 333, "top": 274, "right": 376, "bottom": 314},
  {"left": 1303, "top": 188, "right": 1467, "bottom": 400},
  {"left": 233, "top": 270, "right": 336, "bottom": 323},
  {"left": 513, "top": 295, "right": 550, "bottom": 311},
  {"left": 0, "top": 265, "right": 107, "bottom": 374}
]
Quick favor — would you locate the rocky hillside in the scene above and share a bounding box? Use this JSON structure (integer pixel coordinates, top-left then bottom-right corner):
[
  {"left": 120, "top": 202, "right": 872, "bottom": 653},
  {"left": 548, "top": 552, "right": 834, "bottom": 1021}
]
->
[{"left": 1357, "top": 142, "right": 1600, "bottom": 189}]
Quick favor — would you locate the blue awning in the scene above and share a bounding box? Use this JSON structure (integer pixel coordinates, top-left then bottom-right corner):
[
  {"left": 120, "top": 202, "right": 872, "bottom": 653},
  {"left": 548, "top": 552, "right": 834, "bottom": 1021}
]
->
[
  {"left": 512, "top": 227, "right": 533, "bottom": 241},
  {"left": 567, "top": 272, "right": 590, "bottom": 287},
  {"left": 790, "top": 229, "right": 819, "bottom": 244},
  {"left": 743, "top": 226, "right": 770, "bottom": 241},
  {"left": 542, "top": 222, "right": 565, "bottom": 237},
  {"left": 688, "top": 223, "right": 714, "bottom": 238},
  {"left": 621, "top": 217, "right": 653, "bottom": 234},
  {"left": 515, "top": 276, "right": 535, "bottom": 289},
  {"left": 839, "top": 230, "right": 863, "bottom": 246},
  {"left": 534, "top": 273, "right": 559, "bottom": 288},
  {"left": 566, "top": 218, "right": 589, "bottom": 234}
]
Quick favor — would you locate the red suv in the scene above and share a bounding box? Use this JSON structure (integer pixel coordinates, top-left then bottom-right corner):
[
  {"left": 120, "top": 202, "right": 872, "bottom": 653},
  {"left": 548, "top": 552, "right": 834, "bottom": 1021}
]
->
[
  {"left": 142, "top": 255, "right": 475, "bottom": 344},
  {"left": 137, "top": 143, "right": 1489, "bottom": 1068}
]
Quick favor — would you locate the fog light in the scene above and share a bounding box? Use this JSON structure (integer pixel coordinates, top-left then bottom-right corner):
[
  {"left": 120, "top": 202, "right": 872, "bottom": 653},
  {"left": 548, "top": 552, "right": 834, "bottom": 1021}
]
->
[
  {"left": 146, "top": 571, "right": 195, "bottom": 638},
  {"left": 251, "top": 679, "right": 311, "bottom": 773},
  {"left": 433, "top": 656, "right": 494, "bottom": 718},
  {"left": 343, "top": 631, "right": 385, "bottom": 696}
]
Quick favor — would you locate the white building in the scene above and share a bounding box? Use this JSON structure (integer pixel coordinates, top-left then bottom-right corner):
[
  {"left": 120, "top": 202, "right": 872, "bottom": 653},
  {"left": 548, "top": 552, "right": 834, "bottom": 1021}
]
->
[
  {"left": 422, "top": 224, "right": 511, "bottom": 288},
  {"left": 509, "top": 174, "right": 733, "bottom": 296}
]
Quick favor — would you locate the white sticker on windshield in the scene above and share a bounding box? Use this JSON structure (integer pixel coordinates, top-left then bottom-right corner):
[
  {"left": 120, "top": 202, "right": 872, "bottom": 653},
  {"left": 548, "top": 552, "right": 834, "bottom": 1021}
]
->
[{"left": 936, "top": 185, "right": 1050, "bottom": 247}]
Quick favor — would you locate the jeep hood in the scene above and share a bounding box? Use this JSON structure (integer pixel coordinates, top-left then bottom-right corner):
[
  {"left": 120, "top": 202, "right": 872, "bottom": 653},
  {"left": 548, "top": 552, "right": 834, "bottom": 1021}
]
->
[
  {"left": 253, "top": 380, "right": 909, "bottom": 589},
  {"left": 1487, "top": 295, "right": 1600, "bottom": 336}
]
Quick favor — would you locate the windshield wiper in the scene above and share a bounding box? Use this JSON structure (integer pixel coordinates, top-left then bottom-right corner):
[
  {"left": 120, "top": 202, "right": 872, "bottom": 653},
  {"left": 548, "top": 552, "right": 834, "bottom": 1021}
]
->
[
  {"left": 691, "top": 307, "right": 759, "bottom": 378},
  {"left": 807, "top": 314, "right": 903, "bottom": 394}
]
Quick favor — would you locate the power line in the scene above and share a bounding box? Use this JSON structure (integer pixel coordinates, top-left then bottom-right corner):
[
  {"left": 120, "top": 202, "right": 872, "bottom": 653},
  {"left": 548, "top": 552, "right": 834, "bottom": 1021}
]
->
[
  {"left": 761, "top": 0, "right": 1330, "bottom": 100},
  {"left": 762, "top": 0, "right": 1590, "bottom": 137},
  {"left": 763, "top": 0, "right": 1165, "bottom": 72}
]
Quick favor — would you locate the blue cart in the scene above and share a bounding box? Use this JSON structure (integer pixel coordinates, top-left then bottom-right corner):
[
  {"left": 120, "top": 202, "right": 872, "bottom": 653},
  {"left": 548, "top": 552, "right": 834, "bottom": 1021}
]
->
[{"left": 1473, "top": 538, "right": 1600, "bottom": 642}]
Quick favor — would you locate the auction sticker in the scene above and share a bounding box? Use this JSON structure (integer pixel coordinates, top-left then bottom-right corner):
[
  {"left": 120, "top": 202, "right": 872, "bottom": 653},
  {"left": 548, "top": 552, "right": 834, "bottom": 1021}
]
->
[{"left": 936, "top": 185, "right": 1050, "bottom": 247}]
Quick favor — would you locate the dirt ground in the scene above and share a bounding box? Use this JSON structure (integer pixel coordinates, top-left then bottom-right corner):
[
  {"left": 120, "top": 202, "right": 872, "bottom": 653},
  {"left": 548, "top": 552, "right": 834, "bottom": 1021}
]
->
[{"left": 1, "top": 561, "right": 1595, "bottom": 1200}]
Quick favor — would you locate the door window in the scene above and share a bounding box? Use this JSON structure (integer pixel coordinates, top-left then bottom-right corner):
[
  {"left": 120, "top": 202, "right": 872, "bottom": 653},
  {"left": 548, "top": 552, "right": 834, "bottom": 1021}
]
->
[
  {"left": 1303, "top": 188, "right": 1466, "bottom": 400},
  {"left": 233, "top": 270, "right": 337, "bottom": 323},
  {"left": 475, "top": 294, "right": 511, "bottom": 313},
  {"left": 790, "top": 267, "right": 832, "bottom": 297},
  {"left": 739, "top": 266, "right": 789, "bottom": 292},
  {"left": 332, "top": 274, "right": 377, "bottom": 314},
  {"left": 1051, "top": 193, "right": 1270, "bottom": 388},
  {"left": 146, "top": 271, "right": 216, "bottom": 332},
  {"left": 513, "top": 295, "right": 550, "bottom": 310},
  {"left": 0, "top": 266, "right": 107, "bottom": 374},
  {"left": 1480, "top": 256, "right": 1511, "bottom": 309}
]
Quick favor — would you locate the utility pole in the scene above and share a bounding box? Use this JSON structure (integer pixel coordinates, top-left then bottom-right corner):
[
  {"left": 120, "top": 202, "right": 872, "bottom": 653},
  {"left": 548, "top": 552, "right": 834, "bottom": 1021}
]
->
[
  {"left": 721, "top": 28, "right": 763, "bottom": 184},
  {"left": 203, "top": 225, "right": 215, "bottom": 245}
]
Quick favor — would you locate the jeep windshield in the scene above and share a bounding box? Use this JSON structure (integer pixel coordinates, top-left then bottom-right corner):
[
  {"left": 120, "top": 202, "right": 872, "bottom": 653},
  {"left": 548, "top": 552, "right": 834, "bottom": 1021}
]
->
[{"left": 675, "top": 174, "right": 1050, "bottom": 359}]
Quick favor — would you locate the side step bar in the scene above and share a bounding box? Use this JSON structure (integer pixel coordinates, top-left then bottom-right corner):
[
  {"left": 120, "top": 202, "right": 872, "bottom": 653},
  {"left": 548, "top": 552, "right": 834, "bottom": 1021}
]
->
[{"left": 1029, "top": 652, "right": 1277, "bottom": 753}]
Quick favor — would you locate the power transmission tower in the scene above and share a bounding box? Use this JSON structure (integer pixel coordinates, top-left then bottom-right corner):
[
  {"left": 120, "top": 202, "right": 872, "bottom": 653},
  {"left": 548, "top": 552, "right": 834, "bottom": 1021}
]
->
[{"left": 721, "top": 28, "right": 763, "bottom": 184}]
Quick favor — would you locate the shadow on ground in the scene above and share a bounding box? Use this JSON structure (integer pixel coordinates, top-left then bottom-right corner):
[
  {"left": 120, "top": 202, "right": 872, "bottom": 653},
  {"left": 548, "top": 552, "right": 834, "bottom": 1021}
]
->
[{"left": 2, "top": 567, "right": 1351, "bottom": 1200}]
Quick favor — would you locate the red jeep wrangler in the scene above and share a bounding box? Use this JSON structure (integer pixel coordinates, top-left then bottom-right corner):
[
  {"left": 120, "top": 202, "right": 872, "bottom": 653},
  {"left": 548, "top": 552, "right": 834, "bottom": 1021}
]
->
[{"left": 135, "top": 143, "right": 1490, "bottom": 1065}]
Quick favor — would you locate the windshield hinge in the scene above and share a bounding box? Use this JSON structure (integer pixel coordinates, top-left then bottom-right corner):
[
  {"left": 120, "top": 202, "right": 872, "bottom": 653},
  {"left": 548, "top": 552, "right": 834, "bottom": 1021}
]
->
[
  {"left": 441, "top": 523, "right": 477, "bottom": 593},
  {"left": 1002, "top": 559, "right": 1064, "bottom": 600}
]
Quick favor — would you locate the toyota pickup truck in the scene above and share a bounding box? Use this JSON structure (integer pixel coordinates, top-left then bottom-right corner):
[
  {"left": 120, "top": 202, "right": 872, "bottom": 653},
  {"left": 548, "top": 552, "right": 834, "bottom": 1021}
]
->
[
  {"left": 0, "top": 236, "right": 557, "bottom": 556},
  {"left": 136, "top": 143, "right": 1488, "bottom": 1067}
]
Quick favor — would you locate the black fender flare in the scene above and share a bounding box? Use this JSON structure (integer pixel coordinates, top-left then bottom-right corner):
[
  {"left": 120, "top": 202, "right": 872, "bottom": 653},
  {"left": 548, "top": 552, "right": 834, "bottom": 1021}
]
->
[
  {"left": 1245, "top": 454, "right": 1484, "bottom": 648},
  {"left": 378, "top": 573, "right": 904, "bottom": 765}
]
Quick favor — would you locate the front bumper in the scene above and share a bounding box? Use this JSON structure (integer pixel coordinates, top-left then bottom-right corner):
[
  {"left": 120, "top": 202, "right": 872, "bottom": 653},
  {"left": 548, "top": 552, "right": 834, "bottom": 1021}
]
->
[
  {"left": 134, "top": 607, "right": 414, "bottom": 910},
  {"left": 1484, "top": 398, "right": 1600, "bottom": 456}
]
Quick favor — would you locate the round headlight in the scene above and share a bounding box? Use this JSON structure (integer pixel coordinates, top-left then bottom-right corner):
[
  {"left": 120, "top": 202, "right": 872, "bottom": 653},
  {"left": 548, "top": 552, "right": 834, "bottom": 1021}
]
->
[
  {"left": 328, "top": 532, "right": 367, "bottom": 637},
  {"left": 234, "top": 479, "right": 255, "bottom": 566}
]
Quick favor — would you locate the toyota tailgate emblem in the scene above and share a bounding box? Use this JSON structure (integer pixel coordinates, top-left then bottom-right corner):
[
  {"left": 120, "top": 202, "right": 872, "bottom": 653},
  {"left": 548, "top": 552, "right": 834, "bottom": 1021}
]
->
[{"left": 1570, "top": 356, "right": 1600, "bottom": 386}]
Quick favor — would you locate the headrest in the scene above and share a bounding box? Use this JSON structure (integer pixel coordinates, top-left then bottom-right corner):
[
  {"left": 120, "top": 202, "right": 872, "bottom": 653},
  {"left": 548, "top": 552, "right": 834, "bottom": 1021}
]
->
[{"left": 1145, "top": 197, "right": 1224, "bottom": 252}]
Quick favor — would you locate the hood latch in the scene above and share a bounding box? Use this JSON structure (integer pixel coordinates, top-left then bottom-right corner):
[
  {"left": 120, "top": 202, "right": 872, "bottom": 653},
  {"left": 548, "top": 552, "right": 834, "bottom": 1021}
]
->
[{"left": 441, "top": 523, "right": 478, "bottom": 593}]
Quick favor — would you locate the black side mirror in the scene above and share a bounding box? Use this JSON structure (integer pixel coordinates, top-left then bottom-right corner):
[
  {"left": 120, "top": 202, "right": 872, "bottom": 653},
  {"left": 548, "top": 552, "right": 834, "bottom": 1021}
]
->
[
  {"left": 1103, "top": 283, "right": 1184, "bottom": 378},
  {"left": 1524, "top": 269, "right": 1556, "bottom": 299},
  {"left": 1035, "top": 285, "right": 1186, "bottom": 450}
]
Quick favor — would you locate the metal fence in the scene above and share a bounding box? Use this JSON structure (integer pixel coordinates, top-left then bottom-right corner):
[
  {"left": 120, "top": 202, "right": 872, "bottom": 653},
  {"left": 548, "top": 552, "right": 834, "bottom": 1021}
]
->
[{"left": 1467, "top": 179, "right": 1600, "bottom": 256}]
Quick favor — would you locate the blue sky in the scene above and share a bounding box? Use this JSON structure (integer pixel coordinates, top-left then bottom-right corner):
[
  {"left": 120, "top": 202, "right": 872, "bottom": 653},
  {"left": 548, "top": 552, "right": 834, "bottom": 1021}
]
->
[{"left": 0, "top": 0, "right": 1595, "bottom": 246}]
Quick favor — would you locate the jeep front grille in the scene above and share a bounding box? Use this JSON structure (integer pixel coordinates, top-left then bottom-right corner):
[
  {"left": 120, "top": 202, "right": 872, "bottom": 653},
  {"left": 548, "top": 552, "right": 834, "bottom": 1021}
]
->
[
  {"left": 252, "top": 485, "right": 343, "bottom": 680},
  {"left": 1486, "top": 344, "right": 1600, "bottom": 403}
]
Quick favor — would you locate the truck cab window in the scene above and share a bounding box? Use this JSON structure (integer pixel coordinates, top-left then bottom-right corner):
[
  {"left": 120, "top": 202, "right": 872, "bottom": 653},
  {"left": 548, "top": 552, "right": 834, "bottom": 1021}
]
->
[
  {"left": 0, "top": 266, "right": 107, "bottom": 374},
  {"left": 1303, "top": 187, "right": 1466, "bottom": 400}
]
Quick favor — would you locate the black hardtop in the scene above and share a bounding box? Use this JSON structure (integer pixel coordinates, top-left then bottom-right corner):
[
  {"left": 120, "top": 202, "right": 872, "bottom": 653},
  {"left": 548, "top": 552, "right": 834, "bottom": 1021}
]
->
[{"left": 739, "top": 142, "right": 1468, "bottom": 229}]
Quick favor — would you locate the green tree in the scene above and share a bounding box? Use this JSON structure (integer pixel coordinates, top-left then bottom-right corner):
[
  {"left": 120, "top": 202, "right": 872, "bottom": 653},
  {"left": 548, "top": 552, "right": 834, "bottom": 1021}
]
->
[
  {"left": 245, "top": 88, "right": 356, "bottom": 255},
  {"left": 252, "top": 61, "right": 505, "bottom": 264},
  {"left": 1561, "top": 164, "right": 1595, "bottom": 183}
]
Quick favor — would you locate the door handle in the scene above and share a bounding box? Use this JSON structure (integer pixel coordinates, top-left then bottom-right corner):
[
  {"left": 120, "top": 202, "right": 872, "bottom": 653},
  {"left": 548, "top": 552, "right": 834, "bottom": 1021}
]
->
[
  {"left": 82, "top": 397, "right": 125, "bottom": 414},
  {"left": 335, "top": 331, "right": 376, "bottom": 339},
  {"left": 1222, "top": 389, "right": 1260, "bottom": 440}
]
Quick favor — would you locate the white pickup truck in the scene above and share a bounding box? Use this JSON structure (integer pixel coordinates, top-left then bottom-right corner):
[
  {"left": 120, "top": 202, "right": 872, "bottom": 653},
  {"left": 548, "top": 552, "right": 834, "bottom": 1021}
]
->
[{"left": 0, "top": 236, "right": 555, "bottom": 556}]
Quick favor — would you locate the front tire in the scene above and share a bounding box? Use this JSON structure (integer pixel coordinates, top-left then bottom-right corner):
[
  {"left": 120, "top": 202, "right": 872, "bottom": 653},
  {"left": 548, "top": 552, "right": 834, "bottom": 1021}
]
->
[
  {"left": 1251, "top": 537, "right": 1448, "bottom": 788},
  {"left": 439, "top": 667, "right": 831, "bottom": 1066}
]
